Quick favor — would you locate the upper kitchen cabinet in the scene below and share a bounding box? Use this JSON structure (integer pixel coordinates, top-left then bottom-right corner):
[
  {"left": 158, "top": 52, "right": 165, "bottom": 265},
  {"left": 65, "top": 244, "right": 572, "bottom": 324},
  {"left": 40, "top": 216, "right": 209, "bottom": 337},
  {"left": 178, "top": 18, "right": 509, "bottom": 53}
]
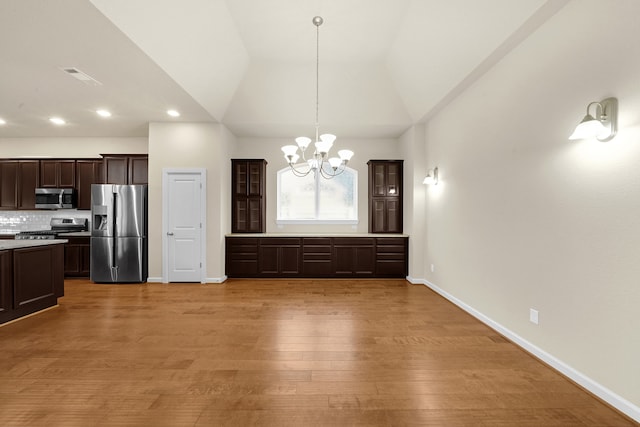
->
[
  {"left": 102, "top": 155, "right": 148, "bottom": 185},
  {"left": 0, "top": 160, "right": 39, "bottom": 210},
  {"left": 368, "top": 160, "right": 403, "bottom": 233},
  {"left": 231, "top": 159, "right": 266, "bottom": 233},
  {"left": 39, "top": 160, "right": 76, "bottom": 188},
  {"left": 75, "top": 160, "right": 104, "bottom": 210}
]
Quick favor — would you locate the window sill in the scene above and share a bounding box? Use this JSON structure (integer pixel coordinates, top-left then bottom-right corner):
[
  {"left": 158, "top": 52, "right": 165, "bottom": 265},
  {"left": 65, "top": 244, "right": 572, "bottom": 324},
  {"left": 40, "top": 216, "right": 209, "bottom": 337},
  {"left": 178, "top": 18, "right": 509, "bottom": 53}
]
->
[{"left": 276, "top": 219, "right": 359, "bottom": 225}]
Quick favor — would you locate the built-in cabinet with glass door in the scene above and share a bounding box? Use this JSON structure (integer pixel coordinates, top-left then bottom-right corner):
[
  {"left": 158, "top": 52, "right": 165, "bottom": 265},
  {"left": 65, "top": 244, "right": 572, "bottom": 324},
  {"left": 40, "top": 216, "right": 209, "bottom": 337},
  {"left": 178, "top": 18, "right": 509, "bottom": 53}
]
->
[
  {"left": 368, "top": 160, "right": 403, "bottom": 233},
  {"left": 231, "top": 159, "right": 266, "bottom": 233}
]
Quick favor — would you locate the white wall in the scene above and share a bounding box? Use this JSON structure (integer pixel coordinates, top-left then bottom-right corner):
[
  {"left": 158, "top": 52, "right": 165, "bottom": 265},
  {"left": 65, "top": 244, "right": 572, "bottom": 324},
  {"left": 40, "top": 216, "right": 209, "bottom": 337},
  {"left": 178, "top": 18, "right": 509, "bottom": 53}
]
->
[
  {"left": 148, "top": 122, "right": 232, "bottom": 282},
  {"left": 233, "top": 137, "right": 402, "bottom": 234},
  {"left": 0, "top": 137, "right": 147, "bottom": 158},
  {"left": 418, "top": 0, "right": 640, "bottom": 416},
  {"left": 400, "top": 124, "right": 427, "bottom": 279}
]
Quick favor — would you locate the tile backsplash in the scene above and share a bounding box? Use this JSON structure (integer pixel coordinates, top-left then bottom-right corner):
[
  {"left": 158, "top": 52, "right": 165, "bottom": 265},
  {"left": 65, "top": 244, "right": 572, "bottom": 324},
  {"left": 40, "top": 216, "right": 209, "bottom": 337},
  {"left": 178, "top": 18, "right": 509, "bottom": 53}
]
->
[{"left": 0, "top": 210, "right": 92, "bottom": 234}]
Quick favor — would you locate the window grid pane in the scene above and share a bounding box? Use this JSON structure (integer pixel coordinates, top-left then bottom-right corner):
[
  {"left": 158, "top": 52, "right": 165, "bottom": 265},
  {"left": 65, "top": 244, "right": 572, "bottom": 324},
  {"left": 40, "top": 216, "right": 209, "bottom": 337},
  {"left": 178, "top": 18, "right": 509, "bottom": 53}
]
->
[{"left": 278, "top": 167, "right": 357, "bottom": 221}]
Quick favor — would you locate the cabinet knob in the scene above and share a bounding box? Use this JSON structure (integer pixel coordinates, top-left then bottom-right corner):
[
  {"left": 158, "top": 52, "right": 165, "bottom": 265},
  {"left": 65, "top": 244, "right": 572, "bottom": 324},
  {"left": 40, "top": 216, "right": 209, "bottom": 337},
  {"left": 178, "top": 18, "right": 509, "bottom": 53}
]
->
[{"left": 167, "top": 232, "right": 174, "bottom": 236}]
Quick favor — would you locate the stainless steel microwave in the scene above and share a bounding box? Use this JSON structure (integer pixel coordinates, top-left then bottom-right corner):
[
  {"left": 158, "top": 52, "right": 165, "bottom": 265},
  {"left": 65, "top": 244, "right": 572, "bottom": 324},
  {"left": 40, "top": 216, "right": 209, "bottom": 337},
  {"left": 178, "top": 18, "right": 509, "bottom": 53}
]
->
[{"left": 35, "top": 188, "right": 76, "bottom": 209}]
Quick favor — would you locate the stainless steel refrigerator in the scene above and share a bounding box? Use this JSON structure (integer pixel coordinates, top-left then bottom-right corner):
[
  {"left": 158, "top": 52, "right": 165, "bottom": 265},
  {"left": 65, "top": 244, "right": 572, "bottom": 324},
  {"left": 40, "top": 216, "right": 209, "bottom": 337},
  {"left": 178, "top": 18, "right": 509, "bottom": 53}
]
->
[{"left": 90, "top": 184, "right": 148, "bottom": 283}]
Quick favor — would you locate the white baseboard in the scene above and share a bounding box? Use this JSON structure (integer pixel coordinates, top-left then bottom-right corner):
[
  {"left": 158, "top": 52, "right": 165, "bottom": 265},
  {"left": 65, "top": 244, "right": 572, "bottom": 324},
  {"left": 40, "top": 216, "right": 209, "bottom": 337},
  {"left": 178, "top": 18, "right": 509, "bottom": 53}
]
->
[
  {"left": 146, "top": 276, "right": 227, "bottom": 284},
  {"left": 407, "top": 276, "right": 640, "bottom": 423}
]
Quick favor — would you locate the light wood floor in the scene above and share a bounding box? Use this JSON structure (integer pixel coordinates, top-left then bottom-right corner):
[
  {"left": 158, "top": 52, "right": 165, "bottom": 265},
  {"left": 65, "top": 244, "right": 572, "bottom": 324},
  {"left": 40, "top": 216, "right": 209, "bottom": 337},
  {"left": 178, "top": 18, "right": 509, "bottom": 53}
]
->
[{"left": 0, "top": 279, "right": 635, "bottom": 427}]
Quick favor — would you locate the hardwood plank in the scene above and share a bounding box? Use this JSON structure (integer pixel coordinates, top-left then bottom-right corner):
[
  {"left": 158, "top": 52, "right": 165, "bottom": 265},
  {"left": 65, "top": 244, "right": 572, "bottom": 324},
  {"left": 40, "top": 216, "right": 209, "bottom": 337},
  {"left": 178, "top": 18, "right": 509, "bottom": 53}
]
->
[{"left": 0, "top": 279, "right": 634, "bottom": 426}]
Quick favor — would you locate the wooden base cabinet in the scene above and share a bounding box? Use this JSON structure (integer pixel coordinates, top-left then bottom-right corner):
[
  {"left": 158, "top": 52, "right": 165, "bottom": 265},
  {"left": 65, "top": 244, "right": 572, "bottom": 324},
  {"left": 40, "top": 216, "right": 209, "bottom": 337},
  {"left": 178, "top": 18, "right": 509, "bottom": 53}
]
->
[
  {"left": 226, "top": 236, "right": 407, "bottom": 278},
  {"left": 0, "top": 243, "right": 64, "bottom": 325},
  {"left": 333, "top": 238, "right": 375, "bottom": 277},
  {"left": 0, "top": 250, "right": 12, "bottom": 318},
  {"left": 302, "top": 238, "right": 333, "bottom": 276},
  {"left": 226, "top": 237, "right": 259, "bottom": 276},
  {"left": 375, "top": 237, "right": 408, "bottom": 277},
  {"left": 64, "top": 237, "right": 90, "bottom": 278},
  {"left": 259, "top": 238, "right": 301, "bottom": 276}
]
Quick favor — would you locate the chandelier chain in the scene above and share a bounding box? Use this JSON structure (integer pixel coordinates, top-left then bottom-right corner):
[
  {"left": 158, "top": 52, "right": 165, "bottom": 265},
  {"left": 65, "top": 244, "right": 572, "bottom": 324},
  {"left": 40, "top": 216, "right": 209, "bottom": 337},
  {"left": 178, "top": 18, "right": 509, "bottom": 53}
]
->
[
  {"left": 280, "top": 16, "right": 353, "bottom": 179},
  {"left": 315, "top": 20, "right": 320, "bottom": 142}
]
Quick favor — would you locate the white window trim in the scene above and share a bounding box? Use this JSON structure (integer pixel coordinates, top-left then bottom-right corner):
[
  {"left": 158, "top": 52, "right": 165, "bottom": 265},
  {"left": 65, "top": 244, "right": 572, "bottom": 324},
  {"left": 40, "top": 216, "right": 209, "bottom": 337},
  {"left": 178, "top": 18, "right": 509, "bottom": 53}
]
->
[{"left": 276, "top": 166, "right": 358, "bottom": 224}]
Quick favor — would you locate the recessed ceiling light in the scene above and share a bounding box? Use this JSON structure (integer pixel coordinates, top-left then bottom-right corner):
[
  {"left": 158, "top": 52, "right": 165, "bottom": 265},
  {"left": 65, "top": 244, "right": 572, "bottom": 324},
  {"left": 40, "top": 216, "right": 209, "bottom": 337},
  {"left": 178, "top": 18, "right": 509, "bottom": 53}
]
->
[
  {"left": 167, "top": 109, "right": 180, "bottom": 117},
  {"left": 0, "top": 118, "right": 6, "bottom": 125},
  {"left": 96, "top": 109, "right": 112, "bottom": 118},
  {"left": 49, "top": 117, "right": 66, "bottom": 125}
]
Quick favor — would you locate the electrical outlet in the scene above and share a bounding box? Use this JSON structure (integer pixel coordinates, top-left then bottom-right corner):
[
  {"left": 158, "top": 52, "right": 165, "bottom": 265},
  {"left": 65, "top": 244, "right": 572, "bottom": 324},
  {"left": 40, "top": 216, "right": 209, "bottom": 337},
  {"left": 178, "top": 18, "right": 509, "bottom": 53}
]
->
[
  {"left": 430, "top": 264, "right": 435, "bottom": 273},
  {"left": 529, "top": 308, "right": 539, "bottom": 325}
]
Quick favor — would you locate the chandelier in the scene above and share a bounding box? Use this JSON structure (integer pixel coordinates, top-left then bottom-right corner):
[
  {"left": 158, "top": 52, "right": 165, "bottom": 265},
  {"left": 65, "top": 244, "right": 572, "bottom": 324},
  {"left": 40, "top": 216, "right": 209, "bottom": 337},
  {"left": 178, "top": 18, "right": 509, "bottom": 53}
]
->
[{"left": 281, "top": 16, "right": 354, "bottom": 179}]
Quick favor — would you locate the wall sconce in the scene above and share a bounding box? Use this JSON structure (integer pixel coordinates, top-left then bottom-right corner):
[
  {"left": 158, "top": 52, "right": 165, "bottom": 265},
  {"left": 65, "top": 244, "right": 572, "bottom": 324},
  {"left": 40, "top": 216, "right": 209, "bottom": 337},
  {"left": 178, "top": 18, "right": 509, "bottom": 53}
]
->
[
  {"left": 423, "top": 167, "right": 439, "bottom": 185},
  {"left": 569, "top": 97, "right": 618, "bottom": 141}
]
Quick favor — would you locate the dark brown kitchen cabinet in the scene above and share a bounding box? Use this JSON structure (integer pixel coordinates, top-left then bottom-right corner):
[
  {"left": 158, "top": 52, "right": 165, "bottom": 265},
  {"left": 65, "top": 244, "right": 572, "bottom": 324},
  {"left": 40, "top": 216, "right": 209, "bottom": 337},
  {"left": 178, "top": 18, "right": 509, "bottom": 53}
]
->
[
  {"left": 368, "top": 160, "right": 403, "bottom": 233},
  {"left": 0, "top": 161, "right": 18, "bottom": 209},
  {"left": 226, "top": 236, "right": 407, "bottom": 278},
  {"left": 225, "top": 237, "right": 259, "bottom": 276},
  {"left": 375, "top": 237, "right": 408, "bottom": 277},
  {"left": 64, "top": 237, "right": 90, "bottom": 278},
  {"left": 39, "top": 160, "right": 76, "bottom": 188},
  {"left": 0, "top": 160, "right": 39, "bottom": 210},
  {"left": 1, "top": 243, "right": 64, "bottom": 325},
  {"left": 302, "top": 238, "right": 333, "bottom": 276},
  {"left": 258, "top": 238, "right": 301, "bottom": 276},
  {"left": 0, "top": 250, "right": 12, "bottom": 317},
  {"left": 102, "top": 154, "right": 148, "bottom": 185},
  {"left": 333, "top": 237, "right": 375, "bottom": 277},
  {"left": 231, "top": 159, "right": 266, "bottom": 233},
  {"left": 18, "top": 160, "right": 40, "bottom": 209},
  {"left": 76, "top": 160, "right": 104, "bottom": 210}
]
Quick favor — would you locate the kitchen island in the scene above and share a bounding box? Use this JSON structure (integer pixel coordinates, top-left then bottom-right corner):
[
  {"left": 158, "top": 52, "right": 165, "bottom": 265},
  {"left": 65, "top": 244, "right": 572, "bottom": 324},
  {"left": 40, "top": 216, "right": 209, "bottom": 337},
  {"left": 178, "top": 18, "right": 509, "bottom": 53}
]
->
[
  {"left": 0, "top": 239, "right": 66, "bottom": 325},
  {"left": 226, "top": 234, "right": 408, "bottom": 278}
]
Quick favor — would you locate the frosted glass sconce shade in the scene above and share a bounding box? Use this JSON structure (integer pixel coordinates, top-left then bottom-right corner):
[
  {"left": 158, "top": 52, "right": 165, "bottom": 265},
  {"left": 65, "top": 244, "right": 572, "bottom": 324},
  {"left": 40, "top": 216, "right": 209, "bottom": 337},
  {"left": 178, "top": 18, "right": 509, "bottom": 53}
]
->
[
  {"left": 423, "top": 167, "right": 439, "bottom": 185},
  {"left": 569, "top": 97, "right": 617, "bottom": 141}
]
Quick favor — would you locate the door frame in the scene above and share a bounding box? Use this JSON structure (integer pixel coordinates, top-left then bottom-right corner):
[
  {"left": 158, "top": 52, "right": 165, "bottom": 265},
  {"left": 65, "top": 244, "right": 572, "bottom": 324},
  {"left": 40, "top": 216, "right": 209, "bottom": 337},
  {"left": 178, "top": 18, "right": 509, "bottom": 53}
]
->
[{"left": 162, "top": 168, "right": 207, "bottom": 283}]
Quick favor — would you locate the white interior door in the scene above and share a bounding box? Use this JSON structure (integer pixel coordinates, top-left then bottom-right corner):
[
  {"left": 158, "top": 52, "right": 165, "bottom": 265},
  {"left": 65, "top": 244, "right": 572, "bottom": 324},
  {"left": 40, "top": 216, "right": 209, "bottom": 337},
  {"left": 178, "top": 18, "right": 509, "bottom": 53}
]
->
[{"left": 165, "top": 170, "right": 205, "bottom": 282}]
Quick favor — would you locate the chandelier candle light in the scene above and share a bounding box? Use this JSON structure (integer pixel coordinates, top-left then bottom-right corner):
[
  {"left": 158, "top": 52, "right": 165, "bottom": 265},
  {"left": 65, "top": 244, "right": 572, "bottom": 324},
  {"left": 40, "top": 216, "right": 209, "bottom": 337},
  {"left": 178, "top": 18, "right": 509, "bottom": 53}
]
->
[{"left": 281, "top": 16, "right": 354, "bottom": 179}]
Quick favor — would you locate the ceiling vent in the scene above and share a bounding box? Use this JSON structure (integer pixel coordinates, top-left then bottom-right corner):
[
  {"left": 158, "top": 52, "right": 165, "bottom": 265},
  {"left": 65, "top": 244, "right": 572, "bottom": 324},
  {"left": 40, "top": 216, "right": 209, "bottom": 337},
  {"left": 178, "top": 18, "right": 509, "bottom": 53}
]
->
[{"left": 60, "top": 67, "right": 102, "bottom": 85}]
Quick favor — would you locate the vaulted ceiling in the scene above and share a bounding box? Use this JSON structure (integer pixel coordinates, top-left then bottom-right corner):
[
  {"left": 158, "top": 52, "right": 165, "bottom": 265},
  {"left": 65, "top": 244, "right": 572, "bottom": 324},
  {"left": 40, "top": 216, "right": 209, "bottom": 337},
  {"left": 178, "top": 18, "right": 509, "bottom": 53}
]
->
[{"left": 0, "top": 0, "right": 567, "bottom": 138}]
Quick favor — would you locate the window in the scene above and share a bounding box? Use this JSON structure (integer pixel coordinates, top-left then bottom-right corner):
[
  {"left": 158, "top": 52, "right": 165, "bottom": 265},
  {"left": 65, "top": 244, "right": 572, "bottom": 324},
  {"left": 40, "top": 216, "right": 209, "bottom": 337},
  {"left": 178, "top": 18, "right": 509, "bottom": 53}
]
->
[{"left": 277, "top": 166, "right": 358, "bottom": 224}]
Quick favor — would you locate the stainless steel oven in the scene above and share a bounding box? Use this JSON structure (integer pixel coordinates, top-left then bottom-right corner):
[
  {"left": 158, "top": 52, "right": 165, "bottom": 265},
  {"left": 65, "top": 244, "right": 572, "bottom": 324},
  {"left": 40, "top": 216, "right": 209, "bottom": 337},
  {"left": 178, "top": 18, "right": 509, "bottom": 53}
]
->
[
  {"left": 15, "top": 217, "right": 88, "bottom": 240},
  {"left": 35, "top": 188, "right": 76, "bottom": 209}
]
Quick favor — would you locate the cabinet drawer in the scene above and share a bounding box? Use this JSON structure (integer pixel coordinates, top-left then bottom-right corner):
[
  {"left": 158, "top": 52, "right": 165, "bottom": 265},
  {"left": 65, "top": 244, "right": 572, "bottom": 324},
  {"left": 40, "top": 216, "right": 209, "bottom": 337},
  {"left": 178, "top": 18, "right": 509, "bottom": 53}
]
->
[
  {"left": 227, "top": 237, "right": 258, "bottom": 246},
  {"left": 333, "top": 237, "right": 375, "bottom": 246},
  {"left": 376, "top": 260, "right": 406, "bottom": 276},
  {"left": 376, "top": 237, "right": 406, "bottom": 246},
  {"left": 260, "top": 237, "right": 301, "bottom": 246},
  {"left": 304, "top": 253, "right": 332, "bottom": 261},
  {"left": 230, "top": 252, "right": 258, "bottom": 261},
  {"left": 376, "top": 245, "right": 406, "bottom": 254},
  {"left": 376, "top": 253, "right": 405, "bottom": 261},
  {"left": 303, "top": 238, "right": 332, "bottom": 246},
  {"left": 303, "top": 245, "right": 332, "bottom": 254}
]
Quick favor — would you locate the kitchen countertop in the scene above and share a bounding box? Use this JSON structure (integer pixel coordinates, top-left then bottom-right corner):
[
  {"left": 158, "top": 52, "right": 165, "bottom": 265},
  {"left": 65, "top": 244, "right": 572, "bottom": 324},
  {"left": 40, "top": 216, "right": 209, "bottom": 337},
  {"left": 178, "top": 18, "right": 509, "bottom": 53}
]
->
[
  {"left": 226, "top": 233, "right": 408, "bottom": 237},
  {"left": 0, "top": 239, "right": 68, "bottom": 250}
]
